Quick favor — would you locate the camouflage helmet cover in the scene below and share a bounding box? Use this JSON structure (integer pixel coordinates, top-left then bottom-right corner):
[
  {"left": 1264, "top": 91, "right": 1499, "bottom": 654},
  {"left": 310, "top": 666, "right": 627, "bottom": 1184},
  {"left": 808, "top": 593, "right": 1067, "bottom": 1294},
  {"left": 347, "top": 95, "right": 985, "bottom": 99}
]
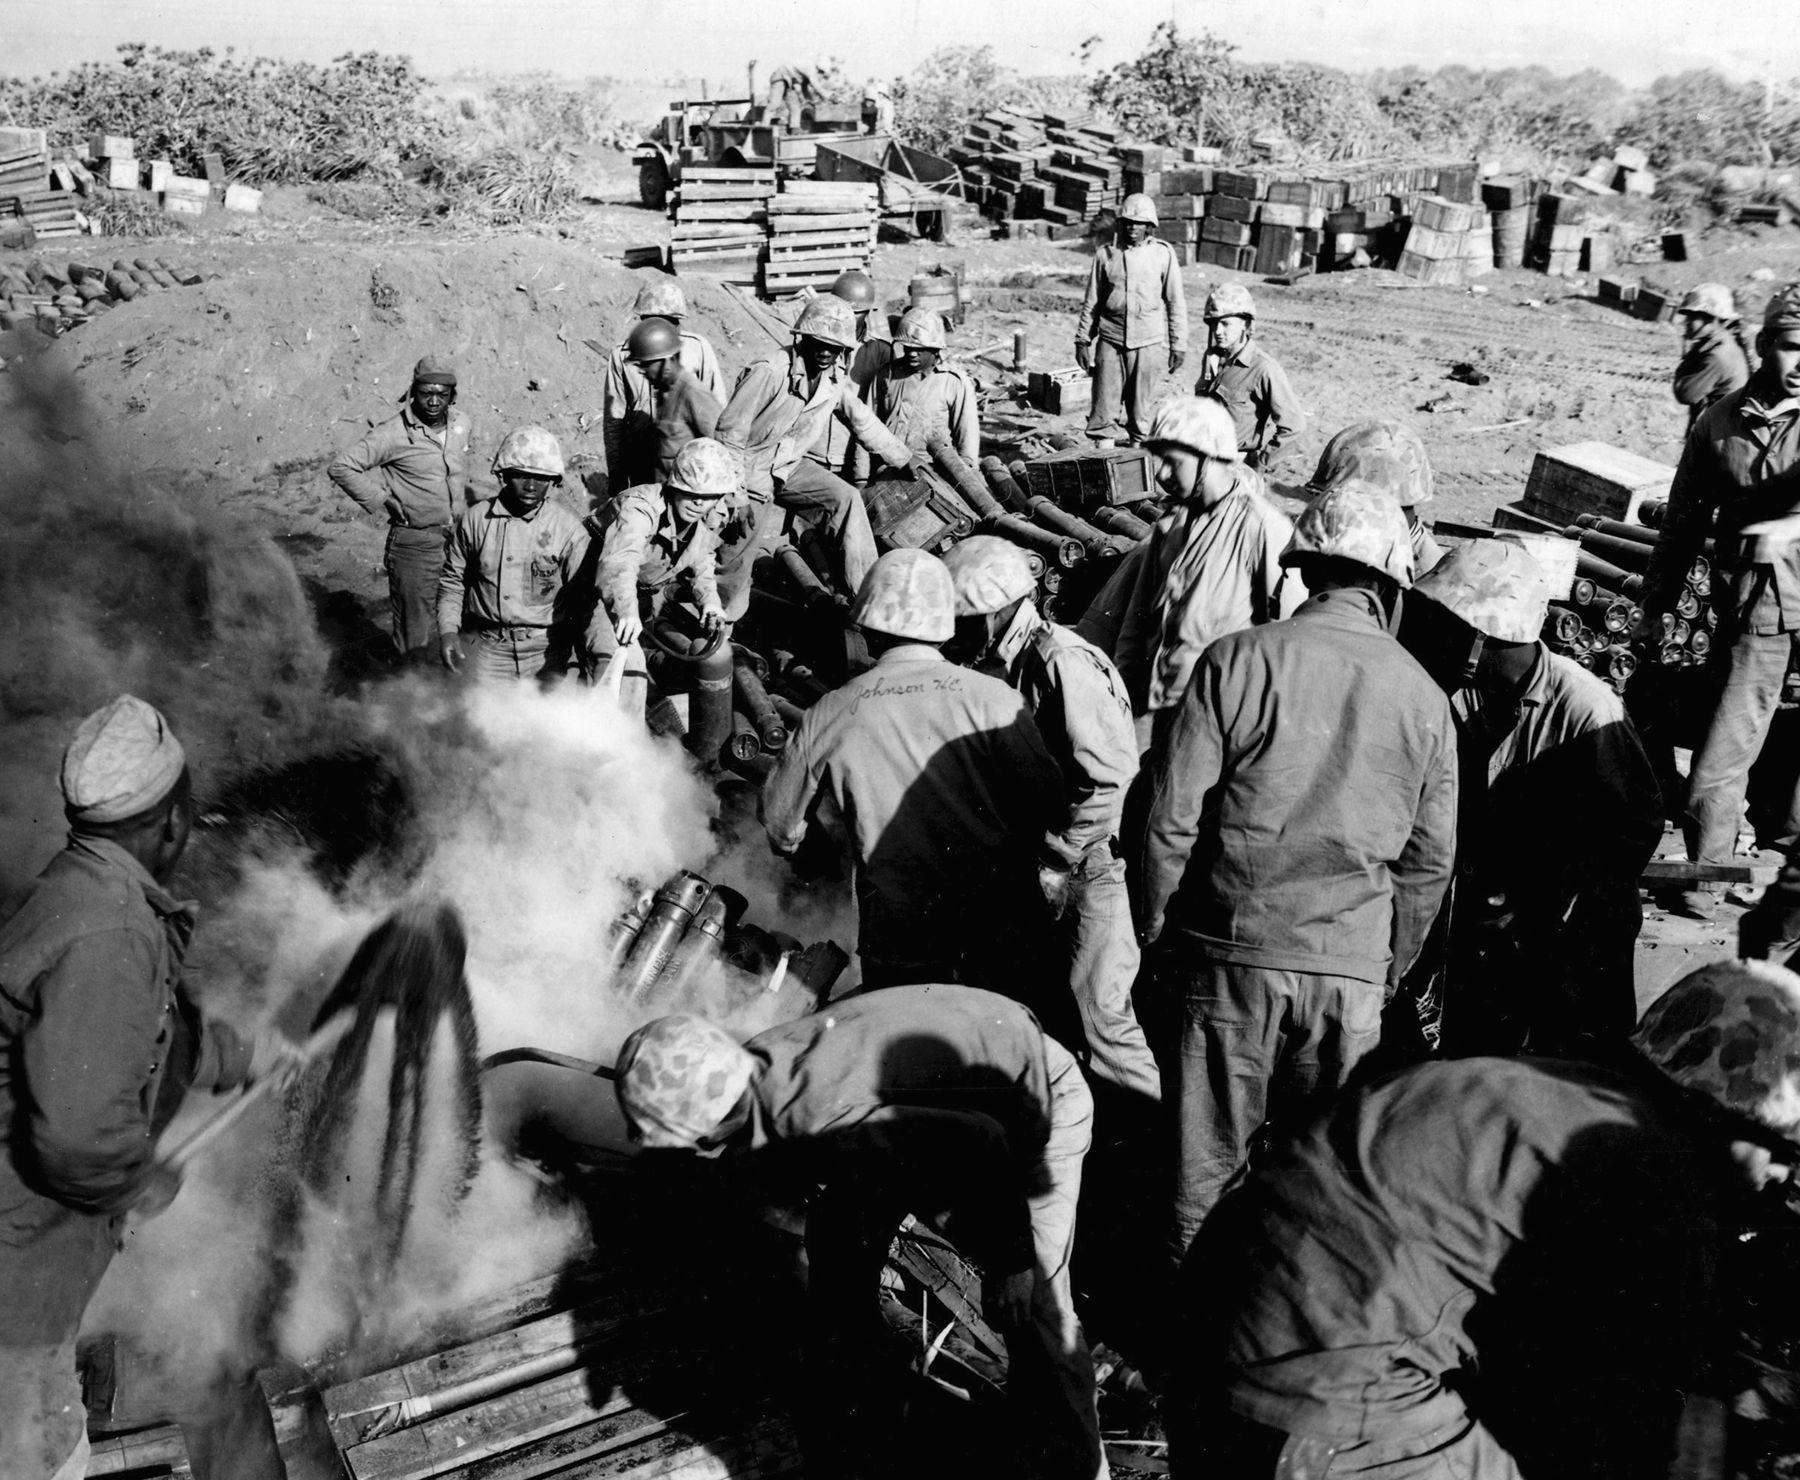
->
[
  {"left": 1678, "top": 283, "right": 1738, "bottom": 322},
  {"left": 667, "top": 437, "right": 741, "bottom": 498},
  {"left": 1143, "top": 395, "right": 1242, "bottom": 462},
  {"left": 1411, "top": 537, "right": 1549, "bottom": 642},
  {"left": 492, "top": 425, "right": 565, "bottom": 478},
  {"left": 1204, "top": 282, "right": 1257, "bottom": 321},
  {"left": 895, "top": 306, "right": 948, "bottom": 351},
  {"left": 614, "top": 1014, "right": 758, "bottom": 1150},
  {"left": 794, "top": 294, "right": 860, "bottom": 350},
  {"left": 942, "top": 534, "right": 1037, "bottom": 616},
  {"left": 1631, "top": 960, "right": 1800, "bottom": 1139},
  {"left": 849, "top": 547, "right": 956, "bottom": 642},
  {"left": 1119, "top": 193, "right": 1159, "bottom": 226},
  {"left": 1280, "top": 480, "right": 1416, "bottom": 587},
  {"left": 1312, "top": 420, "right": 1435, "bottom": 508},
  {"left": 632, "top": 277, "right": 688, "bottom": 319}
]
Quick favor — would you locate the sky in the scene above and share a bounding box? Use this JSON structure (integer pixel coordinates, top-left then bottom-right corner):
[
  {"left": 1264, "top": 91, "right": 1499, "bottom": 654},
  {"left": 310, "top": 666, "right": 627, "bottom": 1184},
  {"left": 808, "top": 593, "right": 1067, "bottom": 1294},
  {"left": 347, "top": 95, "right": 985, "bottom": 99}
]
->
[{"left": 1, "top": 0, "right": 1795, "bottom": 90}]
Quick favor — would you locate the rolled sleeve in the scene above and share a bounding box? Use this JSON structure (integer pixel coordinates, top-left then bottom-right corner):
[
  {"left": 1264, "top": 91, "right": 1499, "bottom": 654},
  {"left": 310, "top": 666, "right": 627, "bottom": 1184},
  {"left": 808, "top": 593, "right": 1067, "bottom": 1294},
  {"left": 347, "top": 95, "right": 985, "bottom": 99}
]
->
[
  {"left": 597, "top": 498, "right": 657, "bottom": 620},
  {"left": 839, "top": 384, "right": 913, "bottom": 468}
]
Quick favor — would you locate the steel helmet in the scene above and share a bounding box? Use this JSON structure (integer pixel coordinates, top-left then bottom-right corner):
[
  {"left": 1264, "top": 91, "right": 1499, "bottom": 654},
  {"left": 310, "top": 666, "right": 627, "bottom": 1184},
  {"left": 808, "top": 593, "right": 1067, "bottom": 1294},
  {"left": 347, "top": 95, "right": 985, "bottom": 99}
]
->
[
  {"left": 829, "top": 269, "right": 877, "bottom": 311},
  {"left": 491, "top": 425, "right": 565, "bottom": 478},
  {"left": 614, "top": 1013, "right": 758, "bottom": 1150},
  {"left": 1631, "top": 960, "right": 1800, "bottom": 1139},
  {"left": 794, "top": 295, "right": 859, "bottom": 350},
  {"left": 1280, "top": 480, "right": 1416, "bottom": 587},
  {"left": 667, "top": 437, "right": 741, "bottom": 498},
  {"left": 1411, "top": 538, "right": 1548, "bottom": 642},
  {"left": 1678, "top": 283, "right": 1737, "bottom": 322},
  {"left": 625, "top": 316, "right": 682, "bottom": 365},
  {"left": 849, "top": 548, "right": 956, "bottom": 642},
  {"left": 632, "top": 278, "right": 688, "bottom": 319},
  {"left": 1144, "top": 395, "right": 1242, "bottom": 462},
  {"left": 895, "top": 307, "right": 947, "bottom": 351},
  {"left": 942, "top": 535, "right": 1037, "bottom": 616},
  {"left": 1204, "top": 283, "right": 1257, "bottom": 321},
  {"left": 1119, "top": 193, "right": 1159, "bottom": 226},
  {"left": 1311, "top": 420, "right": 1435, "bottom": 508}
]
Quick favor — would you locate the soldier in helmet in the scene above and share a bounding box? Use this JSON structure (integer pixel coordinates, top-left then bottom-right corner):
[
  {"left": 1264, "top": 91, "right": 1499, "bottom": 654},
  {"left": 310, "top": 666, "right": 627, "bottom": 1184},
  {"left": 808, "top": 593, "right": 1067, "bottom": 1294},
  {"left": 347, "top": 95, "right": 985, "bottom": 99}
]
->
[
  {"left": 601, "top": 277, "right": 725, "bottom": 491},
  {"left": 1643, "top": 281, "right": 1800, "bottom": 919},
  {"left": 716, "top": 295, "right": 924, "bottom": 595},
  {"left": 1167, "top": 958, "right": 1800, "bottom": 1480},
  {"left": 943, "top": 536, "right": 1155, "bottom": 1108},
  {"left": 1308, "top": 418, "right": 1443, "bottom": 575},
  {"left": 607, "top": 317, "right": 723, "bottom": 490},
  {"left": 1400, "top": 540, "right": 1663, "bottom": 1057},
  {"left": 830, "top": 268, "right": 893, "bottom": 392},
  {"left": 614, "top": 987, "right": 1110, "bottom": 1480},
  {"left": 592, "top": 438, "right": 739, "bottom": 759},
  {"left": 328, "top": 353, "right": 475, "bottom": 665},
  {"left": 1076, "top": 194, "right": 1189, "bottom": 446},
  {"left": 1193, "top": 283, "right": 1304, "bottom": 470},
  {"left": 1099, "top": 396, "right": 1303, "bottom": 753},
  {"left": 857, "top": 306, "right": 979, "bottom": 474},
  {"left": 437, "top": 426, "right": 598, "bottom": 684},
  {"left": 1137, "top": 483, "right": 1457, "bottom": 1260},
  {"left": 762, "top": 549, "right": 1064, "bottom": 989},
  {"left": 1673, "top": 282, "right": 1751, "bottom": 430}
]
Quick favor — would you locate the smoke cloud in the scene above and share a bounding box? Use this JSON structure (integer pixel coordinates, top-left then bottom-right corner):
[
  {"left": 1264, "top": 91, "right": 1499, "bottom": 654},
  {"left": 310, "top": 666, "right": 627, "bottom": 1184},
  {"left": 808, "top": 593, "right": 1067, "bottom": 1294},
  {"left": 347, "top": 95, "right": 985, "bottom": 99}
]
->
[{"left": 0, "top": 363, "right": 853, "bottom": 1426}]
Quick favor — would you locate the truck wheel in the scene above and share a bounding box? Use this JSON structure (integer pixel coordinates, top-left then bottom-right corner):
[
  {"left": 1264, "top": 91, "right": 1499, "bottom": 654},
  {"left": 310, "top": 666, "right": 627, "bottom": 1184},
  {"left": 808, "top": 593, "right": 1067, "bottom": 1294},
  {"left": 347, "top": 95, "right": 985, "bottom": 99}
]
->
[{"left": 638, "top": 157, "right": 670, "bottom": 210}]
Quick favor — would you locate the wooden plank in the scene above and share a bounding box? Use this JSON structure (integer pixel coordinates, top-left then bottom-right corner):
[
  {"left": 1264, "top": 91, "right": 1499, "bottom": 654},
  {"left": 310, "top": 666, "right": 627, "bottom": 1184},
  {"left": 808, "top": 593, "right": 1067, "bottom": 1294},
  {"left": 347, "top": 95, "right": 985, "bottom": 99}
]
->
[
  {"left": 1642, "top": 859, "right": 1761, "bottom": 885},
  {"left": 669, "top": 226, "right": 766, "bottom": 244},
  {"left": 325, "top": 1298, "right": 672, "bottom": 1448},
  {"left": 769, "top": 212, "right": 868, "bottom": 233},
  {"left": 674, "top": 203, "right": 768, "bottom": 223},
  {"left": 343, "top": 1352, "right": 682, "bottom": 1480},
  {"left": 680, "top": 167, "right": 775, "bottom": 184},
  {"left": 764, "top": 229, "right": 873, "bottom": 251}
]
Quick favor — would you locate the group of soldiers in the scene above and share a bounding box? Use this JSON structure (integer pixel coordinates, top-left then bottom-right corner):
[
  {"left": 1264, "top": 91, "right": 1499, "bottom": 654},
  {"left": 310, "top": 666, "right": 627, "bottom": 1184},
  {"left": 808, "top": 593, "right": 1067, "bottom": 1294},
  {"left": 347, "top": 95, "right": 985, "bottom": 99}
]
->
[{"left": 6, "top": 214, "right": 1800, "bottom": 1480}]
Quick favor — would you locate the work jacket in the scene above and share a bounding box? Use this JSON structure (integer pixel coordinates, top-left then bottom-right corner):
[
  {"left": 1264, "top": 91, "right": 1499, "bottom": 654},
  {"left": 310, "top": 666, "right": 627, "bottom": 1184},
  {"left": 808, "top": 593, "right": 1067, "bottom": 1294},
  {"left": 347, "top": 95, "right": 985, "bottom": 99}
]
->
[
  {"left": 1113, "top": 469, "right": 1302, "bottom": 713},
  {"left": 715, "top": 348, "right": 912, "bottom": 497},
  {"left": 1139, "top": 589, "right": 1458, "bottom": 986},
  {"left": 1648, "top": 381, "right": 1800, "bottom": 632},
  {"left": 998, "top": 604, "right": 1137, "bottom": 870},
  {"left": 437, "top": 494, "right": 594, "bottom": 639},
  {"left": 867, "top": 361, "right": 980, "bottom": 464},
  {"left": 1194, "top": 340, "right": 1305, "bottom": 466},
  {"left": 328, "top": 404, "right": 474, "bottom": 530},
  {"left": 1078, "top": 239, "right": 1189, "bottom": 352},
  {"left": 594, "top": 483, "right": 724, "bottom": 622},
  {"left": 761, "top": 644, "right": 1064, "bottom": 971},
  {"left": 1183, "top": 1057, "right": 1723, "bottom": 1478},
  {"left": 1673, "top": 334, "right": 1750, "bottom": 429},
  {"left": 0, "top": 838, "right": 250, "bottom": 1341},
  {"left": 601, "top": 330, "right": 725, "bottom": 484},
  {"left": 742, "top": 984, "right": 1057, "bottom": 1275}
]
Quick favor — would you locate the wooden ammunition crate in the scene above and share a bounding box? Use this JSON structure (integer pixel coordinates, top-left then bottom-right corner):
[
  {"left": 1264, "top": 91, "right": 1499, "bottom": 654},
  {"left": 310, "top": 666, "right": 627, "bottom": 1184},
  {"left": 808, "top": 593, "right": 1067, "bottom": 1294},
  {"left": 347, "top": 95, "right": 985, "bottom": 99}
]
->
[
  {"left": 1209, "top": 193, "right": 1257, "bottom": 223},
  {"left": 1414, "top": 195, "right": 1482, "bottom": 233},
  {"left": 1395, "top": 250, "right": 1465, "bottom": 285},
  {"left": 1026, "top": 367, "right": 1092, "bottom": 415},
  {"left": 1213, "top": 170, "right": 1267, "bottom": 199},
  {"left": 1020, "top": 447, "right": 1154, "bottom": 509},
  {"left": 1201, "top": 217, "right": 1253, "bottom": 246},
  {"left": 1521, "top": 442, "right": 1675, "bottom": 525},
  {"left": 866, "top": 473, "right": 976, "bottom": 553}
]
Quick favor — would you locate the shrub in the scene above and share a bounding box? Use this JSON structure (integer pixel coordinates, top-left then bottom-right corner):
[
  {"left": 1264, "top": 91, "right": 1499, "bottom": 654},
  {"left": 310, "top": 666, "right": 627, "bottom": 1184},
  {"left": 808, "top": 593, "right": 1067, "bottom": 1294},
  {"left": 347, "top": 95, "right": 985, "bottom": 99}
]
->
[{"left": 0, "top": 44, "right": 446, "bottom": 183}]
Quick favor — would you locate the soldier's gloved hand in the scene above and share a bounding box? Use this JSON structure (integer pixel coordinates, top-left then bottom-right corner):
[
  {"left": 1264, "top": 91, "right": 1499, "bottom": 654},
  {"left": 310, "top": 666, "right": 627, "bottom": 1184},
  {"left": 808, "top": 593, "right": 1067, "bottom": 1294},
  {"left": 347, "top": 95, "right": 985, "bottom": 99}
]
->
[
  {"left": 1074, "top": 340, "right": 1092, "bottom": 374},
  {"left": 613, "top": 609, "right": 644, "bottom": 647},
  {"left": 700, "top": 604, "right": 726, "bottom": 637},
  {"left": 988, "top": 1268, "right": 1036, "bottom": 1329},
  {"left": 438, "top": 634, "right": 463, "bottom": 673},
  {"left": 1038, "top": 865, "right": 1075, "bottom": 920},
  {"left": 1169, "top": 348, "right": 1186, "bottom": 375}
]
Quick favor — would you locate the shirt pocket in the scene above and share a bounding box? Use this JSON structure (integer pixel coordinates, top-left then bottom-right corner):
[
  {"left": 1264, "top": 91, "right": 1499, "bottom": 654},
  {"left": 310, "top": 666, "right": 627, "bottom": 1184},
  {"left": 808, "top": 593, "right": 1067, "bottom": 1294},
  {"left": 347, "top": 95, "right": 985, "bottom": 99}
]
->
[{"left": 529, "top": 555, "right": 561, "bottom": 599}]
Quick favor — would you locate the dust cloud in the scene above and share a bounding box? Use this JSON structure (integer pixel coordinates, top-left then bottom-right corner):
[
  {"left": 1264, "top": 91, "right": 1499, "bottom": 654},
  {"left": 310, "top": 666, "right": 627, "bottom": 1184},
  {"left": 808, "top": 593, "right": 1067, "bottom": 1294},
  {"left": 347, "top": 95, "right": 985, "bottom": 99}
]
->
[{"left": 0, "top": 363, "right": 851, "bottom": 1418}]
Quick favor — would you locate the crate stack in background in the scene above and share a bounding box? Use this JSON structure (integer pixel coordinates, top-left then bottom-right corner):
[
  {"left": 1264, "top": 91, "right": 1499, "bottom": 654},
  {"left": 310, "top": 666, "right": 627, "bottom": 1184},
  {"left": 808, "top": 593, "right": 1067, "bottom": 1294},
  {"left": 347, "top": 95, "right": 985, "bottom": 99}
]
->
[
  {"left": 762, "top": 180, "right": 878, "bottom": 296},
  {"left": 1395, "top": 194, "right": 1493, "bottom": 285},
  {"left": 667, "top": 166, "right": 774, "bottom": 284}
]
